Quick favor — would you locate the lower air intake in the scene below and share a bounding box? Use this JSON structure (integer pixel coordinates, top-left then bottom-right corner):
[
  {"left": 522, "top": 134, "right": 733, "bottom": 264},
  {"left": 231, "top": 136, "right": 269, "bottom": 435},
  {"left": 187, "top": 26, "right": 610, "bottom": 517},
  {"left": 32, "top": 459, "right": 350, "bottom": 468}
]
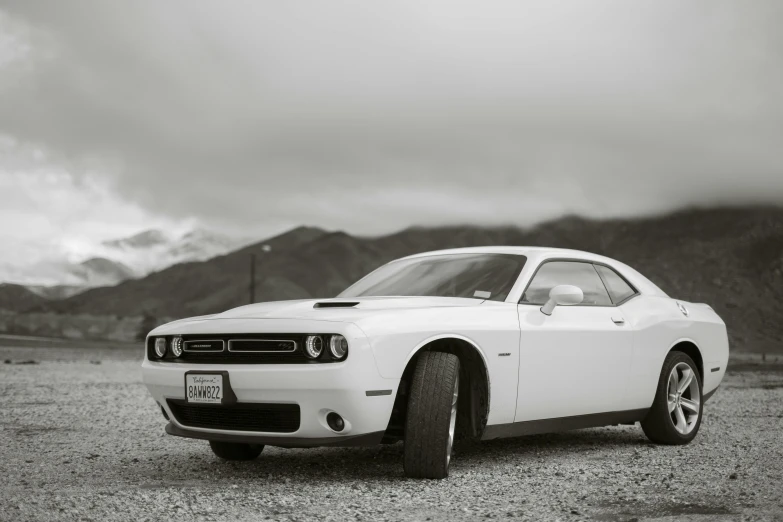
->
[{"left": 167, "top": 400, "right": 300, "bottom": 433}]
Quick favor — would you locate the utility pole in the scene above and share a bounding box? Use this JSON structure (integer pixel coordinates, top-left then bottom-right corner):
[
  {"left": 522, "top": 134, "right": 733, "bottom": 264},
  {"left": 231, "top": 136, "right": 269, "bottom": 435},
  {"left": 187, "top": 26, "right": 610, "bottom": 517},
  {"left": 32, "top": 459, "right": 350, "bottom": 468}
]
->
[{"left": 249, "top": 253, "right": 256, "bottom": 304}]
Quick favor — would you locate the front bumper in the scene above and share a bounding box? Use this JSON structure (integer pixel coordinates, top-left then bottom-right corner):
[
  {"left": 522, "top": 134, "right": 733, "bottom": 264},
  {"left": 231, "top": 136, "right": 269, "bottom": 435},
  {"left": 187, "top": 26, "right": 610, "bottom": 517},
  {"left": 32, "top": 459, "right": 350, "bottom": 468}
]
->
[
  {"left": 165, "top": 422, "right": 385, "bottom": 447},
  {"left": 142, "top": 323, "right": 399, "bottom": 447}
]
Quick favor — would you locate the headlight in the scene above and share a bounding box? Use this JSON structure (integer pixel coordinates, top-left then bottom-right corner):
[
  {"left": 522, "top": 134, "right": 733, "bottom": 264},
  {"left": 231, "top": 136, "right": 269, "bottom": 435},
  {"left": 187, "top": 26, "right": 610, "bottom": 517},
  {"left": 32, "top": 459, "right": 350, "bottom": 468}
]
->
[
  {"left": 329, "top": 335, "right": 348, "bottom": 360},
  {"left": 171, "top": 337, "right": 183, "bottom": 357},
  {"left": 305, "top": 335, "right": 323, "bottom": 359},
  {"left": 154, "top": 337, "right": 167, "bottom": 358}
]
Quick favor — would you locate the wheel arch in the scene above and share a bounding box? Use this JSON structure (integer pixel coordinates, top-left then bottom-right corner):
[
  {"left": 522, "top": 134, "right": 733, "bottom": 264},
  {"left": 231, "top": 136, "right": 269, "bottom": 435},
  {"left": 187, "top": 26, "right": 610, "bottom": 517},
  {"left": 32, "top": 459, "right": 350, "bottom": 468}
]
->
[
  {"left": 382, "top": 334, "right": 491, "bottom": 443},
  {"left": 668, "top": 338, "right": 704, "bottom": 381}
]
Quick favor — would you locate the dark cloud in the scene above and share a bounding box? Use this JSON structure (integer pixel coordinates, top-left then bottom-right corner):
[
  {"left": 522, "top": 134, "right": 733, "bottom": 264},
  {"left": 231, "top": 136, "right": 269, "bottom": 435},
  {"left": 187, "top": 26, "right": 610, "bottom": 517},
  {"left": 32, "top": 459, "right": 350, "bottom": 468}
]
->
[{"left": 1, "top": 0, "right": 781, "bottom": 236}]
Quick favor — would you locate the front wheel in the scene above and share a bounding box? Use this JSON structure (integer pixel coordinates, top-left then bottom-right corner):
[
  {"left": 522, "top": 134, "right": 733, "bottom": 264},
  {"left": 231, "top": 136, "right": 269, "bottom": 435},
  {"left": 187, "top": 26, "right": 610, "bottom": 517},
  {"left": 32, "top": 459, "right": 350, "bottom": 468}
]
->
[
  {"left": 403, "top": 351, "right": 461, "bottom": 479},
  {"left": 641, "top": 351, "right": 703, "bottom": 445},
  {"left": 209, "top": 440, "right": 264, "bottom": 460}
]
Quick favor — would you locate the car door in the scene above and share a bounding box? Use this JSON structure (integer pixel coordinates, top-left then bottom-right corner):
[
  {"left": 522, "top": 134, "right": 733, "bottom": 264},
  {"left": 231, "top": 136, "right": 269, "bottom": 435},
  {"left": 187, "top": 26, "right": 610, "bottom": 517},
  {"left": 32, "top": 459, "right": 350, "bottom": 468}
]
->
[{"left": 514, "top": 260, "right": 634, "bottom": 422}]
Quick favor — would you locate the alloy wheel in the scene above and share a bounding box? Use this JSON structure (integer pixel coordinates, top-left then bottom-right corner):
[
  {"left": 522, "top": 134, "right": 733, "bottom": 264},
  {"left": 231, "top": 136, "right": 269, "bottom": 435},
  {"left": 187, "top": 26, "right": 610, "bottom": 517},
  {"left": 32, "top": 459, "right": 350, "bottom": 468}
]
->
[{"left": 667, "top": 362, "right": 700, "bottom": 435}]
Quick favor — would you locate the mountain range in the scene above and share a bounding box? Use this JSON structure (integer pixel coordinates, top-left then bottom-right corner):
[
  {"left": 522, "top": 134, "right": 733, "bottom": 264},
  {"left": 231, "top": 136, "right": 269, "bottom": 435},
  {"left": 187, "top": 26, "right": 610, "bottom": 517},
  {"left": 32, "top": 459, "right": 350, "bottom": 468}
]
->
[
  {"left": 0, "top": 228, "right": 249, "bottom": 292},
  {"left": 7, "top": 205, "right": 781, "bottom": 353}
]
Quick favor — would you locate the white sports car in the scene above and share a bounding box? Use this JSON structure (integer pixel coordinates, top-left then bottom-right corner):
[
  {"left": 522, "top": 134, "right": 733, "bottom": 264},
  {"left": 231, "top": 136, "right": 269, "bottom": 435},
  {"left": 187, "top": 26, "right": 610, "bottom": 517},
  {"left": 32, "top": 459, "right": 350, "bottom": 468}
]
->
[{"left": 143, "top": 247, "right": 728, "bottom": 478}]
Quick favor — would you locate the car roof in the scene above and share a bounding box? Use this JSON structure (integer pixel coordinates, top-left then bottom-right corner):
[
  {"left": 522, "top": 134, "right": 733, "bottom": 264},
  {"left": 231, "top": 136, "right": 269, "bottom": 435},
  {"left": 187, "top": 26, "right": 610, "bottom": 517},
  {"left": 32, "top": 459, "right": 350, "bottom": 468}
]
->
[{"left": 401, "top": 246, "right": 611, "bottom": 263}]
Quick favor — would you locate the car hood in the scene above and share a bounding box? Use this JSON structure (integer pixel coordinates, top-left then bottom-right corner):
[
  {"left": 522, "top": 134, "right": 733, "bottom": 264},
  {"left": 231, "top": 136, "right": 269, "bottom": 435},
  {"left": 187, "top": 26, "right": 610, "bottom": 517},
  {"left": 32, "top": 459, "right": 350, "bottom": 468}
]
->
[{"left": 207, "top": 296, "right": 485, "bottom": 322}]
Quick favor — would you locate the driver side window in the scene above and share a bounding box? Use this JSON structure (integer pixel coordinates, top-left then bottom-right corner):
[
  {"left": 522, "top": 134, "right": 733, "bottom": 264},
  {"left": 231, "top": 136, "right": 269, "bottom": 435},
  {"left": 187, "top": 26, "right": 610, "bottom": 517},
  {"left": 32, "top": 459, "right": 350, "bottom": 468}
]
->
[{"left": 521, "top": 261, "right": 612, "bottom": 306}]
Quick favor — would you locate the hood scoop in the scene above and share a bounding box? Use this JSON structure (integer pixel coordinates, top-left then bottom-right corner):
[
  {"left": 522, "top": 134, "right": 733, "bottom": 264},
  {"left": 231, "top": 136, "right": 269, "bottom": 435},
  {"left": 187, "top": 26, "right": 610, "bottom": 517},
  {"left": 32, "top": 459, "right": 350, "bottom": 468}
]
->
[{"left": 313, "top": 301, "right": 360, "bottom": 309}]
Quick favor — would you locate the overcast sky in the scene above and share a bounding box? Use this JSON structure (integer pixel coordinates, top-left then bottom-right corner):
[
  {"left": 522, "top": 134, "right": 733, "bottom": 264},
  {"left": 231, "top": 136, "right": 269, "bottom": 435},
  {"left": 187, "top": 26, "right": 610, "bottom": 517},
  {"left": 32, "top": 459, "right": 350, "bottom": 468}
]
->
[{"left": 1, "top": 0, "right": 781, "bottom": 259}]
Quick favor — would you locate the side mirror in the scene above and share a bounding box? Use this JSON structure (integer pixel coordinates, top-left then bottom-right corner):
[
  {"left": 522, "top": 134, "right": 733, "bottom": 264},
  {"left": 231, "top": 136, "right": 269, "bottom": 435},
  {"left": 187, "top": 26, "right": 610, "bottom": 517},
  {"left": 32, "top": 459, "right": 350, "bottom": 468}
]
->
[{"left": 540, "top": 285, "right": 584, "bottom": 316}]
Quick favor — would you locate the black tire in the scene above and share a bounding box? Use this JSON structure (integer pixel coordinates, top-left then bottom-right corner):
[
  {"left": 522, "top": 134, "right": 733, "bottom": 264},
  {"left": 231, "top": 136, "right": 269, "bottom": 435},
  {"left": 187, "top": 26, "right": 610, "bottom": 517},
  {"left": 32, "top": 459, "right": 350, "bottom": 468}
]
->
[
  {"left": 208, "top": 441, "right": 264, "bottom": 461},
  {"left": 641, "top": 351, "right": 703, "bottom": 445},
  {"left": 403, "top": 351, "right": 461, "bottom": 479}
]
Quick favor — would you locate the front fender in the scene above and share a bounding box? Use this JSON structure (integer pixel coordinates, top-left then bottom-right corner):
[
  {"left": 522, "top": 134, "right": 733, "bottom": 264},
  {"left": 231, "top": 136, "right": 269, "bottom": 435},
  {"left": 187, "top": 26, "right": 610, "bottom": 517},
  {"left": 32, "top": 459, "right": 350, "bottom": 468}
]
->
[{"left": 353, "top": 304, "right": 520, "bottom": 425}]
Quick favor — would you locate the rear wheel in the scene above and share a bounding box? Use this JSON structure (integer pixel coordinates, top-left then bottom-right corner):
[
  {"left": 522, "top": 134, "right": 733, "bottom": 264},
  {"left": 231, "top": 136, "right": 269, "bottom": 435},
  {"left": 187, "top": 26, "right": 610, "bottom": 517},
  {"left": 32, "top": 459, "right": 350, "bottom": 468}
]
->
[
  {"left": 208, "top": 441, "right": 264, "bottom": 460},
  {"left": 403, "top": 351, "right": 461, "bottom": 479},
  {"left": 641, "top": 351, "right": 702, "bottom": 445}
]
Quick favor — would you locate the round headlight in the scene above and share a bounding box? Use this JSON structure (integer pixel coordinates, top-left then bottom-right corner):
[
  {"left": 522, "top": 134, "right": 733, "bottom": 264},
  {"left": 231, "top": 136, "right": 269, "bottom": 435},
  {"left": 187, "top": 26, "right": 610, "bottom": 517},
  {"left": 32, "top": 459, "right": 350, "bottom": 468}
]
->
[
  {"left": 171, "top": 337, "right": 183, "bottom": 357},
  {"left": 154, "top": 337, "right": 167, "bottom": 358},
  {"left": 304, "top": 335, "right": 323, "bottom": 359},
  {"left": 329, "top": 335, "right": 348, "bottom": 359}
]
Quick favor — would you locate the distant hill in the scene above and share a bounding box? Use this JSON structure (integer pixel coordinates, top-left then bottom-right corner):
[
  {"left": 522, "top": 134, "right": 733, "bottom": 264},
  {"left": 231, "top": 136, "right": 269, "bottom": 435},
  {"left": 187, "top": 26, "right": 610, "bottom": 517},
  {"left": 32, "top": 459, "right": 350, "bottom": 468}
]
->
[
  {"left": 76, "top": 258, "right": 136, "bottom": 286},
  {"left": 25, "top": 207, "right": 783, "bottom": 352},
  {"left": 0, "top": 283, "right": 50, "bottom": 311},
  {"left": 23, "top": 284, "right": 85, "bottom": 300}
]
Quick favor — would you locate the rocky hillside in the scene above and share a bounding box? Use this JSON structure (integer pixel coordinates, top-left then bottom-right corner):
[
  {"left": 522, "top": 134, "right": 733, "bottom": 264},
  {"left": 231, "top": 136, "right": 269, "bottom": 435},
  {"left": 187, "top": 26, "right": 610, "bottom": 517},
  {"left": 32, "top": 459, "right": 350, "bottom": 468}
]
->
[{"left": 22, "top": 207, "right": 783, "bottom": 352}]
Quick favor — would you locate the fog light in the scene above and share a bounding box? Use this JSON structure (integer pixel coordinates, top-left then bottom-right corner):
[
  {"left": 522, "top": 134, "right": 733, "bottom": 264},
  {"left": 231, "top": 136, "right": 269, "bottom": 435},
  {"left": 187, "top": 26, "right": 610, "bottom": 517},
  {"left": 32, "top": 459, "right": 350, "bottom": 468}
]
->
[
  {"left": 171, "top": 337, "right": 183, "bottom": 357},
  {"left": 326, "top": 412, "right": 345, "bottom": 432},
  {"left": 329, "top": 335, "right": 348, "bottom": 359},
  {"left": 154, "top": 337, "right": 167, "bottom": 358},
  {"left": 305, "top": 335, "right": 323, "bottom": 359}
]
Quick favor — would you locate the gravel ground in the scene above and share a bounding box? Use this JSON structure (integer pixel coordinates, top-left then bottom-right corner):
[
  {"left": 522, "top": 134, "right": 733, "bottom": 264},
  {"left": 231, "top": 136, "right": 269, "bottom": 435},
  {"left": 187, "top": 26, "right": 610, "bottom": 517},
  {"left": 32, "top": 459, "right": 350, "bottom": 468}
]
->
[{"left": 1, "top": 342, "right": 782, "bottom": 522}]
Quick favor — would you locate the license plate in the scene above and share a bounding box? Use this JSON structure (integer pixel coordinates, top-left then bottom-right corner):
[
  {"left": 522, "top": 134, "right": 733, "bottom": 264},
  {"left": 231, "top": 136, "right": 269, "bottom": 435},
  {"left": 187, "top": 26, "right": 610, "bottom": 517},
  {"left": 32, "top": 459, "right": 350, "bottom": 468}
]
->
[{"left": 186, "top": 373, "right": 223, "bottom": 404}]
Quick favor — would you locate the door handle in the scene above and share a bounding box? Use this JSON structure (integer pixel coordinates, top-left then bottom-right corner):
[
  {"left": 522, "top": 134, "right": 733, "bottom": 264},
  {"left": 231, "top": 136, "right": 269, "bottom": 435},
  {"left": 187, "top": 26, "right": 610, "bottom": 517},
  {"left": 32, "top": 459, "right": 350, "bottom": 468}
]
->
[{"left": 611, "top": 316, "right": 625, "bottom": 325}]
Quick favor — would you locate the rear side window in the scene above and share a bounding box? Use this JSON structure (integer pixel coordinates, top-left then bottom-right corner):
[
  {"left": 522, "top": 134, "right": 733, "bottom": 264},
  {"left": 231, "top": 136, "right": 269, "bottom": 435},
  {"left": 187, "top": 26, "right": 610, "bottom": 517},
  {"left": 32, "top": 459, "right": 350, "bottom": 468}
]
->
[
  {"left": 594, "top": 264, "right": 637, "bottom": 304},
  {"left": 521, "top": 261, "right": 612, "bottom": 306}
]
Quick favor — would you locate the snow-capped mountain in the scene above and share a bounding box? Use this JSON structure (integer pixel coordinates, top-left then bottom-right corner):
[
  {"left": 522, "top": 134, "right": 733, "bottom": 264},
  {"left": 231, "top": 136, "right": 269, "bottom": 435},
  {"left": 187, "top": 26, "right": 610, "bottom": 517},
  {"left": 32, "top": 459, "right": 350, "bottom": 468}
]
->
[
  {"left": 96, "top": 228, "right": 248, "bottom": 276},
  {"left": 0, "top": 228, "right": 250, "bottom": 292},
  {"left": 102, "top": 230, "right": 169, "bottom": 250}
]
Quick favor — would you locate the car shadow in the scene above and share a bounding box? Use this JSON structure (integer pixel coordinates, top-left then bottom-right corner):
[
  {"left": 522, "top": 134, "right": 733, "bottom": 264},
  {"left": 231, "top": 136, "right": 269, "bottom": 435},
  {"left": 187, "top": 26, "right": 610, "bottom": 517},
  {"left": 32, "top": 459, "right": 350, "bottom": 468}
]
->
[
  {"left": 137, "top": 426, "right": 650, "bottom": 485},
  {"left": 455, "top": 425, "right": 649, "bottom": 458}
]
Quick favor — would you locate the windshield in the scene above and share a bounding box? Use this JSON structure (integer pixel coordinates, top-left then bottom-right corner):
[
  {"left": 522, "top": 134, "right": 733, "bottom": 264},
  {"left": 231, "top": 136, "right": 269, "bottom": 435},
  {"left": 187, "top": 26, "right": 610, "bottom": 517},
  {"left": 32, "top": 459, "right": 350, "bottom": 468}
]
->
[{"left": 339, "top": 253, "right": 527, "bottom": 302}]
